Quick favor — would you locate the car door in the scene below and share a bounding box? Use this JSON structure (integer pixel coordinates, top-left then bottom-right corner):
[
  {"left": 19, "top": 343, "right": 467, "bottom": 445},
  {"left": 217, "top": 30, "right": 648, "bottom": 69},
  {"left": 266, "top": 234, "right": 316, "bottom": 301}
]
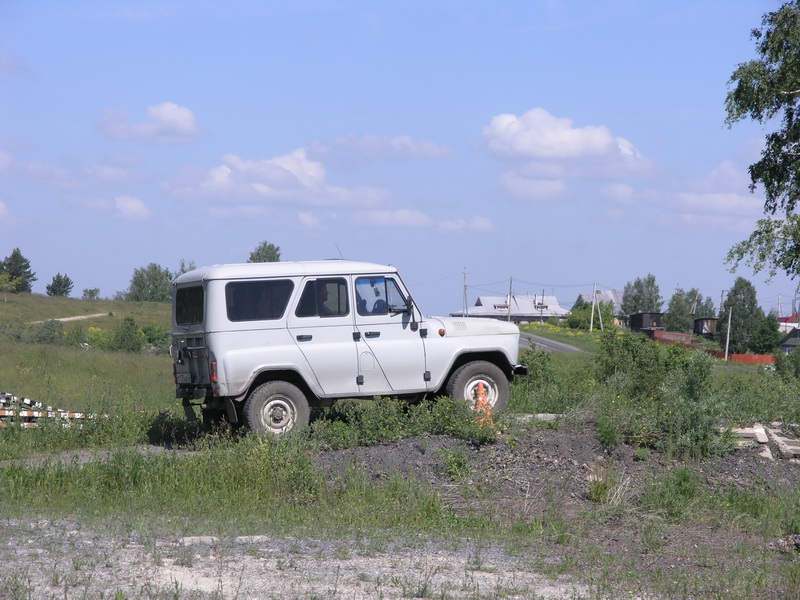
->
[
  {"left": 286, "top": 277, "right": 361, "bottom": 397},
  {"left": 353, "top": 275, "right": 429, "bottom": 394}
]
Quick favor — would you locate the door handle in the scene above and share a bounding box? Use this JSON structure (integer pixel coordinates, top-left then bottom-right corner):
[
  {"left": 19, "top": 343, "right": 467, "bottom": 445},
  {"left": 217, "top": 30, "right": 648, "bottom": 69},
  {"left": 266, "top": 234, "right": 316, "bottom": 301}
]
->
[
  {"left": 365, "top": 331, "right": 380, "bottom": 338},
  {"left": 296, "top": 334, "right": 313, "bottom": 341}
]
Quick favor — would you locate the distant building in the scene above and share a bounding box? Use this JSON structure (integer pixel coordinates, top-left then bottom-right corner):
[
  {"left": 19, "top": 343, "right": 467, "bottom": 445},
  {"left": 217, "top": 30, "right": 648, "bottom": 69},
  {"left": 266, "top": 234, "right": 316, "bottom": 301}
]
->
[
  {"left": 629, "top": 312, "right": 664, "bottom": 332},
  {"left": 778, "top": 314, "right": 800, "bottom": 334},
  {"left": 451, "top": 295, "right": 568, "bottom": 323},
  {"left": 693, "top": 317, "right": 718, "bottom": 337},
  {"left": 574, "top": 289, "right": 625, "bottom": 325},
  {"left": 779, "top": 328, "right": 800, "bottom": 355}
]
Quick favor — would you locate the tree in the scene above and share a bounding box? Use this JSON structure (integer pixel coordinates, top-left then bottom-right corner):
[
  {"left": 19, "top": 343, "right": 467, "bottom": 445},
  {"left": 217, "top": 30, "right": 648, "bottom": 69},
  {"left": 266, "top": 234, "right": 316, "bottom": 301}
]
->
[
  {"left": 82, "top": 288, "right": 100, "bottom": 300},
  {"left": 126, "top": 263, "right": 173, "bottom": 302},
  {"left": 248, "top": 241, "right": 281, "bottom": 263},
  {"left": 0, "top": 272, "right": 20, "bottom": 303},
  {"left": 725, "top": 2, "right": 800, "bottom": 279},
  {"left": 751, "top": 313, "right": 781, "bottom": 354},
  {"left": 717, "top": 277, "right": 767, "bottom": 354},
  {"left": 1, "top": 248, "right": 36, "bottom": 293},
  {"left": 565, "top": 298, "right": 615, "bottom": 330},
  {"left": 46, "top": 273, "right": 74, "bottom": 297},
  {"left": 621, "top": 274, "right": 662, "bottom": 316},
  {"left": 664, "top": 288, "right": 716, "bottom": 332}
]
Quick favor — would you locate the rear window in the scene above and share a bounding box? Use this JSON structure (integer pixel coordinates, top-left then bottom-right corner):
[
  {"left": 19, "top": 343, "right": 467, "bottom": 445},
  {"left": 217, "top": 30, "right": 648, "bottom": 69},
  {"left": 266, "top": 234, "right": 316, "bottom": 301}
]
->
[
  {"left": 226, "top": 279, "right": 294, "bottom": 322},
  {"left": 176, "top": 285, "right": 204, "bottom": 325}
]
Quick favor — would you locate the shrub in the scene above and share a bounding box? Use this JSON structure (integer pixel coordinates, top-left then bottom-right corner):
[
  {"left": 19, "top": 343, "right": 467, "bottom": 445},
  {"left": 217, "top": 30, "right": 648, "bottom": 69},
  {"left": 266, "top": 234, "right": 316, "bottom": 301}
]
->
[{"left": 110, "top": 317, "right": 146, "bottom": 353}]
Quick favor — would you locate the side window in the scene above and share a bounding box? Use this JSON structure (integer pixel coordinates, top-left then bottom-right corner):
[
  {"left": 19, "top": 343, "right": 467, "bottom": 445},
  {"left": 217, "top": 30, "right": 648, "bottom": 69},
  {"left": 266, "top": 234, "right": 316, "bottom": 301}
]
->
[
  {"left": 176, "top": 285, "right": 204, "bottom": 325},
  {"left": 296, "top": 278, "right": 349, "bottom": 318},
  {"left": 356, "top": 277, "right": 407, "bottom": 316},
  {"left": 225, "top": 280, "right": 294, "bottom": 322}
]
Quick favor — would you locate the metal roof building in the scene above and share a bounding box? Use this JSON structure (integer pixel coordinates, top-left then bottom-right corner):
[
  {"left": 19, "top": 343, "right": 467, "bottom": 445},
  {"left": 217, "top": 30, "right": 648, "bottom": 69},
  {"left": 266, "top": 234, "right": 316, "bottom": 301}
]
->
[
  {"left": 575, "top": 289, "right": 624, "bottom": 315},
  {"left": 451, "top": 295, "right": 568, "bottom": 323}
]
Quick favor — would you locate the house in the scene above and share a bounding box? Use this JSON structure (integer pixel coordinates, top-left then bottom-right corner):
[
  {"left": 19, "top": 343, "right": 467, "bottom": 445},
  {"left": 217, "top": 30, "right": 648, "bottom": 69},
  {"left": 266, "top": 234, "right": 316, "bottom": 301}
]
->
[
  {"left": 779, "top": 328, "right": 800, "bottom": 354},
  {"left": 451, "top": 295, "right": 568, "bottom": 323},
  {"left": 629, "top": 312, "right": 664, "bottom": 332},
  {"left": 574, "top": 289, "right": 625, "bottom": 325},
  {"left": 693, "top": 317, "right": 718, "bottom": 337},
  {"left": 778, "top": 314, "right": 800, "bottom": 334}
]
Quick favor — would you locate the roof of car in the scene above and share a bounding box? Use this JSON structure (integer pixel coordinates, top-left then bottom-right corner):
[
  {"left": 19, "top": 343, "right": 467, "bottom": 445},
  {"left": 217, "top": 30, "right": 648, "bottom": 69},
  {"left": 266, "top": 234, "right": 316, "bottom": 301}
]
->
[{"left": 174, "top": 260, "right": 398, "bottom": 284}]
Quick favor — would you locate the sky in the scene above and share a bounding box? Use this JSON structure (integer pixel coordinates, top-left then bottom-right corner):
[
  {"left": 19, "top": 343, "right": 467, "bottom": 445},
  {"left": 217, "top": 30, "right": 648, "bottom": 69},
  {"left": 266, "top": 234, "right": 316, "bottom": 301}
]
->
[{"left": 1, "top": 0, "right": 798, "bottom": 318}]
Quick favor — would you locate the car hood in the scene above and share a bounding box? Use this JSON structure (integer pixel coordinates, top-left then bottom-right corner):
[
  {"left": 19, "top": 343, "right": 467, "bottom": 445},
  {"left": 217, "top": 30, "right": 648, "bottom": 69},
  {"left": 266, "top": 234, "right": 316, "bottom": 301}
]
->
[{"left": 425, "top": 316, "right": 520, "bottom": 337}]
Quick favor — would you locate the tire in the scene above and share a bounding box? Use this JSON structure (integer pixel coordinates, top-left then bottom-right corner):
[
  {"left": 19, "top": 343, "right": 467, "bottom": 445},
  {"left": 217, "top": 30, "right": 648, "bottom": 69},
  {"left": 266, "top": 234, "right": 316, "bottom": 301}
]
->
[
  {"left": 244, "top": 381, "right": 310, "bottom": 435},
  {"left": 446, "top": 361, "right": 509, "bottom": 414}
]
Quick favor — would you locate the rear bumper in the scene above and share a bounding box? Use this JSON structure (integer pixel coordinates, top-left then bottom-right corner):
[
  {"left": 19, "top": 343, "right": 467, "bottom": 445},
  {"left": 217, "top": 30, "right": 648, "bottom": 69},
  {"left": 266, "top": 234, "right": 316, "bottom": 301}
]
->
[{"left": 513, "top": 364, "right": 529, "bottom": 376}]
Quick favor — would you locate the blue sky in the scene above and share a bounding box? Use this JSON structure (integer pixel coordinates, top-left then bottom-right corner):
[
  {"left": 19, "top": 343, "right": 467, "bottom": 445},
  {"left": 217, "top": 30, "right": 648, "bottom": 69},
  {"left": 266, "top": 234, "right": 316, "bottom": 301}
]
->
[{"left": 1, "top": 0, "right": 796, "bottom": 317}]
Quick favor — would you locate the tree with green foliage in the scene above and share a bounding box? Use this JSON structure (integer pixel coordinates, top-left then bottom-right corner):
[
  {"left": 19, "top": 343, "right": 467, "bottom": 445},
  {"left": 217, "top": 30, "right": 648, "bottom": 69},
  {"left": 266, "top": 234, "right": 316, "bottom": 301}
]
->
[
  {"left": 0, "top": 271, "right": 20, "bottom": 302},
  {"left": 125, "top": 263, "right": 173, "bottom": 302},
  {"left": 725, "top": 2, "right": 800, "bottom": 280},
  {"left": 248, "top": 241, "right": 281, "bottom": 263},
  {"left": 751, "top": 313, "right": 781, "bottom": 354},
  {"left": 565, "top": 298, "right": 615, "bottom": 330},
  {"left": 717, "top": 277, "right": 774, "bottom": 354},
  {"left": 46, "top": 273, "right": 74, "bottom": 297},
  {"left": 621, "top": 273, "right": 662, "bottom": 315},
  {"left": 664, "top": 288, "right": 716, "bottom": 332},
  {"left": 110, "top": 316, "right": 146, "bottom": 353},
  {"left": 82, "top": 288, "right": 100, "bottom": 300},
  {"left": 1, "top": 248, "right": 36, "bottom": 293}
]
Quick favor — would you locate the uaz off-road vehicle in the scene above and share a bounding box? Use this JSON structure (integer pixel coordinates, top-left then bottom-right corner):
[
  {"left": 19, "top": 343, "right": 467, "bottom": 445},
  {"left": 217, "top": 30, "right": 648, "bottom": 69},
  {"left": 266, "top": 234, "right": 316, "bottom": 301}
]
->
[{"left": 172, "top": 260, "right": 528, "bottom": 434}]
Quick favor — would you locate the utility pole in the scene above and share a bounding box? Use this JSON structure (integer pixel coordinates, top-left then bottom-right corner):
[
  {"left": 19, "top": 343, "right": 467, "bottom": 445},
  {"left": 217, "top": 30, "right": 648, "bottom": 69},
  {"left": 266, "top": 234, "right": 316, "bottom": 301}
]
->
[
  {"left": 507, "top": 277, "right": 513, "bottom": 322},
  {"left": 462, "top": 268, "right": 467, "bottom": 317},
  {"left": 589, "top": 282, "right": 597, "bottom": 332},
  {"left": 724, "top": 306, "right": 733, "bottom": 361}
]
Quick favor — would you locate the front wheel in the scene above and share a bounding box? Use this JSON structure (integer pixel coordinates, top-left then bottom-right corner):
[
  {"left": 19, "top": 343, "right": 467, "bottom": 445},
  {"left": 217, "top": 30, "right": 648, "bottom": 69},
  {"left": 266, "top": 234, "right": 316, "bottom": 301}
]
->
[
  {"left": 446, "top": 361, "right": 509, "bottom": 414},
  {"left": 244, "top": 381, "right": 310, "bottom": 435}
]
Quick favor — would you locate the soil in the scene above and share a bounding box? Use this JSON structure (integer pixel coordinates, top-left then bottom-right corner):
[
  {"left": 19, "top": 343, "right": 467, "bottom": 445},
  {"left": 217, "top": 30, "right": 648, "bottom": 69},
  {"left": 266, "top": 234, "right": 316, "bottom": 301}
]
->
[{"left": 2, "top": 422, "right": 800, "bottom": 599}]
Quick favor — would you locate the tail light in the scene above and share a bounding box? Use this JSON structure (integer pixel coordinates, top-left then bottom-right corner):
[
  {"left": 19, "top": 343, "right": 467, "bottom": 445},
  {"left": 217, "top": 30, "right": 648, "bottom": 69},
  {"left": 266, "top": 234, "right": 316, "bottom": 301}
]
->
[{"left": 210, "top": 361, "right": 218, "bottom": 383}]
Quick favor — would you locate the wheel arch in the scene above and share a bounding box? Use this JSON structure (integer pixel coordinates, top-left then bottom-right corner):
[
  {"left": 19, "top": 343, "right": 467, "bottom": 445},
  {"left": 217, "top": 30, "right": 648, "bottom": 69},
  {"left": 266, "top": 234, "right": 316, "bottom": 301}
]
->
[
  {"left": 438, "top": 351, "right": 513, "bottom": 393},
  {"left": 241, "top": 368, "right": 322, "bottom": 408}
]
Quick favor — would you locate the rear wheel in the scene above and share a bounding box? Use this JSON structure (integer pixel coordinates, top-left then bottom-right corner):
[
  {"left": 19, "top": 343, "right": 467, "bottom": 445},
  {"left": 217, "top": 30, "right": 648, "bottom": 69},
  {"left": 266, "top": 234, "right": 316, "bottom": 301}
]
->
[
  {"left": 244, "top": 381, "right": 310, "bottom": 435},
  {"left": 446, "top": 361, "right": 509, "bottom": 414}
]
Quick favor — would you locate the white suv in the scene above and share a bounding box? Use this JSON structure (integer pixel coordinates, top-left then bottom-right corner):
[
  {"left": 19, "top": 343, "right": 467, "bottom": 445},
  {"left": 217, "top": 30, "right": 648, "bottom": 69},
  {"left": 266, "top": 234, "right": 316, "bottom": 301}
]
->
[{"left": 172, "top": 260, "right": 528, "bottom": 434}]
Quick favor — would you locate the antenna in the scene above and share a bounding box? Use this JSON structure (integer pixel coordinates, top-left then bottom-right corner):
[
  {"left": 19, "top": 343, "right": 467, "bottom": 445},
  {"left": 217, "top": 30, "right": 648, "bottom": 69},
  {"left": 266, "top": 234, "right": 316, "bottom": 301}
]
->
[{"left": 334, "top": 243, "right": 344, "bottom": 259}]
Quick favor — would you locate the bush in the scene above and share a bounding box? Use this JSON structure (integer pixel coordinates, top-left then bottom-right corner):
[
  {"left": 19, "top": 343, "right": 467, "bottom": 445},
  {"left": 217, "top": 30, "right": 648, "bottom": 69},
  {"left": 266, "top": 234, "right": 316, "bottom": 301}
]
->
[
  {"left": 110, "top": 317, "right": 146, "bottom": 353},
  {"left": 310, "top": 396, "right": 496, "bottom": 449}
]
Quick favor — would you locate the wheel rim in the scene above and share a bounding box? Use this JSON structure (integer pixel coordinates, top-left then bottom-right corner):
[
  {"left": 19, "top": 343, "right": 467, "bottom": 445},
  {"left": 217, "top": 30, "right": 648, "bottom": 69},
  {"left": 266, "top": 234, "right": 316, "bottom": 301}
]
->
[
  {"left": 259, "top": 397, "right": 296, "bottom": 434},
  {"left": 465, "top": 377, "right": 498, "bottom": 409}
]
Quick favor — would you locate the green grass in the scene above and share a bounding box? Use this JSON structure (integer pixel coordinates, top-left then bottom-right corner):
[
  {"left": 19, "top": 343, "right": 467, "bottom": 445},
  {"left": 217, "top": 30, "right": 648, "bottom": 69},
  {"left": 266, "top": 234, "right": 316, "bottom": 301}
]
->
[
  {"left": 0, "top": 292, "right": 170, "bottom": 331},
  {"left": 0, "top": 341, "right": 174, "bottom": 414},
  {"left": 520, "top": 321, "right": 605, "bottom": 353}
]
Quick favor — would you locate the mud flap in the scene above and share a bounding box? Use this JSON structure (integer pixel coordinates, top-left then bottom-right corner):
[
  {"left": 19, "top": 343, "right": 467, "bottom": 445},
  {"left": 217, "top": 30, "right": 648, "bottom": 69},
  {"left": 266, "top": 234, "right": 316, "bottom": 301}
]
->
[{"left": 182, "top": 398, "right": 198, "bottom": 421}]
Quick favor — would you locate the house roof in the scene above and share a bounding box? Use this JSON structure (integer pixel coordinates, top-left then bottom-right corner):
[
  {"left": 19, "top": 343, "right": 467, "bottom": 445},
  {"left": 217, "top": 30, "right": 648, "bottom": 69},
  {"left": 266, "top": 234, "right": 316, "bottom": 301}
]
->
[
  {"left": 575, "top": 290, "right": 624, "bottom": 314},
  {"left": 451, "top": 295, "right": 568, "bottom": 319}
]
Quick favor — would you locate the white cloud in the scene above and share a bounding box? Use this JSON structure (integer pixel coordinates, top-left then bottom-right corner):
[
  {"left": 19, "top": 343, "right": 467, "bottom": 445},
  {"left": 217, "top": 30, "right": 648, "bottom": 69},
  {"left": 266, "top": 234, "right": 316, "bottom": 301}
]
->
[
  {"left": 114, "top": 195, "right": 151, "bottom": 220},
  {"left": 298, "top": 212, "right": 322, "bottom": 228},
  {"left": 602, "top": 183, "right": 635, "bottom": 204},
  {"left": 311, "top": 134, "right": 452, "bottom": 162},
  {"left": 0, "top": 199, "right": 14, "bottom": 223},
  {"left": 101, "top": 102, "right": 200, "bottom": 144},
  {"left": 483, "top": 108, "right": 639, "bottom": 160},
  {"left": 499, "top": 171, "right": 566, "bottom": 201},
  {"left": 172, "top": 148, "right": 390, "bottom": 209},
  {"left": 439, "top": 215, "right": 495, "bottom": 233},
  {"left": 355, "top": 208, "right": 433, "bottom": 227}
]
